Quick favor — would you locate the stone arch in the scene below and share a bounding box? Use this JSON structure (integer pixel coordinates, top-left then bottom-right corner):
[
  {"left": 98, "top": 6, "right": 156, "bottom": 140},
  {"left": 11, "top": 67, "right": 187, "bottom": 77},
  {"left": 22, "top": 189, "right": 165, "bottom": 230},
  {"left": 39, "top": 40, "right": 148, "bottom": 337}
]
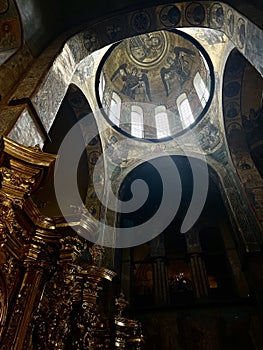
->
[
  {"left": 223, "top": 48, "right": 263, "bottom": 236},
  {"left": 4, "top": 1, "right": 262, "bottom": 140},
  {"left": 3, "top": 1, "right": 262, "bottom": 251},
  {"left": 32, "top": 83, "right": 104, "bottom": 221}
]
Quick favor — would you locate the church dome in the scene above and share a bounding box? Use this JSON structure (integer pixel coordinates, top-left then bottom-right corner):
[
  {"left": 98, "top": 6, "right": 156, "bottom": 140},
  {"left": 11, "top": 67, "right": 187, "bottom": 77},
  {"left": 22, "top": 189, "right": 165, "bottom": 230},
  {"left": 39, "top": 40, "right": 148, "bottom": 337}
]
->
[{"left": 97, "top": 29, "right": 214, "bottom": 140}]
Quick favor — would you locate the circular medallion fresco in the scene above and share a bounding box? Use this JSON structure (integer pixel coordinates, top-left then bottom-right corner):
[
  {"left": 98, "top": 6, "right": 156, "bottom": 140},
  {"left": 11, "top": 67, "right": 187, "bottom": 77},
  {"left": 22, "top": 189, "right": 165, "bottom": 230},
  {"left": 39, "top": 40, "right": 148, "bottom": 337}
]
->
[
  {"left": 0, "top": 0, "right": 9, "bottom": 14},
  {"left": 127, "top": 31, "right": 168, "bottom": 67},
  {"left": 186, "top": 3, "right": 205, "bottom": 25},
  {"left": 160, "top": 5, "right": 181, "bottom": 27},
  {"left": 97, "top": 30, "right": 214, "bottom": 141}
]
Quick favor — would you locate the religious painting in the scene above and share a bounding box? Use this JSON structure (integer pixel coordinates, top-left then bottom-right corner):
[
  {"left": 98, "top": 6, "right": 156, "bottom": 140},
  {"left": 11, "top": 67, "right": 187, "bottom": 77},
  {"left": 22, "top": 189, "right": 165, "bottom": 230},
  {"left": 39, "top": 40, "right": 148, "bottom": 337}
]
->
[
  {"left": 0, "top": 0, "right": 9, "bottom": 14},
  {"left": 131, "top": 11, "right": 151, "bottom": 33},
  {"left": 160, "top": 46, "right": 196, "bottom": 95},
  {"left": 237, "top": 17, "right": 246, "bottom": 49},
  {"left": 225, "top": 101, "right": 239, "bottom": 119},
  {"left": 224, "top": 81, "right": 240, "bottom": 98},
  {"left": 128, "top": 31, "right": 167, "bottom": 66},
  {"left": 160, "top": 5, "right": 181, "bottom": 27},
  {"left": 0, "top": 18, "right": 20, "bottom": 51},
  {"left": 111, "top": 64, "right": 152, "bottom": 102},
  {"left": 209, "top": 3, "right": 224, "bottom": 29},
  {"left": 226, "top": 9, "right": 234, "bottom": 38},
  {"left": 186, "top": 3, "right": 205, "bottom": 25}
]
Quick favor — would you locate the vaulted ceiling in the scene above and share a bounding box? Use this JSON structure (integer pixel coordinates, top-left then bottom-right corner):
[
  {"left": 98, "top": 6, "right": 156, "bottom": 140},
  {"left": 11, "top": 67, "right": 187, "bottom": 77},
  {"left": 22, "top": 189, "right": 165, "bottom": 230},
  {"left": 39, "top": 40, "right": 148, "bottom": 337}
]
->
[
  {"left": 1, "top": 0, "right": 263, "bottom": 250},
  {"left": 15, "top": 0, "right": 263, "bottom": 56}
]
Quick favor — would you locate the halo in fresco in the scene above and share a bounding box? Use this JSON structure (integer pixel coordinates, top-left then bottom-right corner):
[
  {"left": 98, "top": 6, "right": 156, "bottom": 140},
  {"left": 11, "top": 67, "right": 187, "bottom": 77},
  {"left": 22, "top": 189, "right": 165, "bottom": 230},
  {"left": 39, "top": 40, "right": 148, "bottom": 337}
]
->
[
  {"left": 0, "top": 0, "right": 9, "bottom": 14},
  {"left": 127, "top": 31, "right": 168, "bottom": 67},
  {"left": 160, "top": 5, "right": 181, "bottom": 27},
  {"left": 185, "top": 3, "right": 205, "bottom": 26},
  {"left": 209, "top": 3, "right": 224, "bottom": 29},
  {"left": 98, "top": 30, "right": 213, "bottom": 140}
]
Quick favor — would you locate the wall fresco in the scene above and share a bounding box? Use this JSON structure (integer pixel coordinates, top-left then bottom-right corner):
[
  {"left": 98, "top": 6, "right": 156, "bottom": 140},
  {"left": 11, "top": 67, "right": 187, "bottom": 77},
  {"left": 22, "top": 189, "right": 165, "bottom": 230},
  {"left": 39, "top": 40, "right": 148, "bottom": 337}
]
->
[
  {"left": 159, "top": 5, "right": 181, "bottom": 27},
  {"left": 0, "top": 0, "right": 9, "bottom": 14},
  {"left": 224, "top": 49, "right": 263, "bottom": 234},
  {"left": 3, "top": 1, "right": 262, "bottom": 138},
  {"left": 66, "top": 85, "right": 103, "bottom": 223},
  {"left": 0, "top": 1, "right": 262, "bottom": 251},
  {"left": 185, "top": 3, "right": 205, "bottom": 26},
  {"left": 0, "top": 0, "right": 21, "bottom": 65}
]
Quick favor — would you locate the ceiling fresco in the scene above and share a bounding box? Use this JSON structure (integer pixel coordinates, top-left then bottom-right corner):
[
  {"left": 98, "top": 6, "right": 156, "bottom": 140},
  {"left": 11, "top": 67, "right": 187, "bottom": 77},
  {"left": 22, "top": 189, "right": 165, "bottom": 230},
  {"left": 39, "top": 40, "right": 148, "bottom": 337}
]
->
[
  {"left": 1, "top": 1, "right": 262, "bottom": 251},
  {"left": 0, "top": 0, "right": 21, "bottom": 64},
  {"left": 98, "top": 30, "right": 212, "bottom": 139}
]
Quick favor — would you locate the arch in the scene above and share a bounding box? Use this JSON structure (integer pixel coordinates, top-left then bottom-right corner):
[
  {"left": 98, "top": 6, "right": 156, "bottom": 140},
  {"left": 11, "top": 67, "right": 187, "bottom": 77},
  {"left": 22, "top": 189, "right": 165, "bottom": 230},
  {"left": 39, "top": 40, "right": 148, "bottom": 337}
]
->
[
  {"left": 131, "top": 105, "right": 144, "bottom": 138},
  {"left": 177, "top": 93, "right": 194, "bottom": 128},
  {"left": 118, "top": 155, "right": 241, "bottom": 306},
  {"left": 2, "top": 1, "right": 261, "bottom": 140},
  {"left": 155, "top": 105, "right": 170, "bottom": 139},
  {"left": 32, "top": 84, "right": 104, "bottom": 220},
  {"left": 223, "top": 48, "right": 263, "bottom": 240},
  {"left": 109, "top": 92, "right": 121, "bottom": 127},
  {"left": 193, "top": 71, "right": 209, "bottom": 107},
  {"left": 3, "top": 1, "right": 262, "bottom": 251}
]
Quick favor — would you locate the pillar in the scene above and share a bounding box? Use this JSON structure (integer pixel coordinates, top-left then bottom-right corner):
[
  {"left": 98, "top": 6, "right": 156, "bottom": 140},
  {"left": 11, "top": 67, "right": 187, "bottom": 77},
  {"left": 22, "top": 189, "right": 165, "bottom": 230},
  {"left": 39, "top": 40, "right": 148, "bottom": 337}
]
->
[
  {"left": 185, "top": 228, "right": 208, "bottom": 298},
  {"left": 150, "top": 234, "right": 170, "bottom": 305}
]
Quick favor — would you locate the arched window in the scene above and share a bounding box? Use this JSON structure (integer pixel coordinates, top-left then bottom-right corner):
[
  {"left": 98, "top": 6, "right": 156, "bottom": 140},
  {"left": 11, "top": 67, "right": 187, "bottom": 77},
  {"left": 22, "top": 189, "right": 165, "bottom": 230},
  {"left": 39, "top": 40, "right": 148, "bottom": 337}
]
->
[
  {"left": 109, "top": 92, "right": 121, "bottom": 127},
  {"left": 155, "top": 105, "right": 170, "bottom": 139},
  {"left": 193, "top": 72, "right": 209, "bottom": 107},
  {"left": 131, "top": 105, "right": 144, "bottom": 138},
  {"left": 99, "top": 73, "right": 106, "bottom": 100},
  {"left": 177, "top": 93, "right": 194, "bottom": 128}
]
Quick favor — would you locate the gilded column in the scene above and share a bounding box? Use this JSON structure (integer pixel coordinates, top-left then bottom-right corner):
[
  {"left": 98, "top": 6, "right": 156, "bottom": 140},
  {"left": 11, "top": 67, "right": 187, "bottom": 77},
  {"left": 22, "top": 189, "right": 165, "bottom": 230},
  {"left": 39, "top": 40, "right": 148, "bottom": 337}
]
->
[
  {"left": 3, "top": 231, "right": 58, "bottom": 350},
  {"left": 0, "top": 137, "right": 58, "bottom": 349}
]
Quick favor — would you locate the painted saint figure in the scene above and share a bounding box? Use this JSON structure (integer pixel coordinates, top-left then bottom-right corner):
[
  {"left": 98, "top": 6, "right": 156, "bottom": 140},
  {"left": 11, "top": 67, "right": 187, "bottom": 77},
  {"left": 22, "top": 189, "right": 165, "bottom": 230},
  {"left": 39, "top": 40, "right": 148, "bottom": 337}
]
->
[
  {"left": 160, "top": 46, "right": 195, "bottom": 96},
  {"left": 111, "top": 63, "right": 152, "bottom": 101}
]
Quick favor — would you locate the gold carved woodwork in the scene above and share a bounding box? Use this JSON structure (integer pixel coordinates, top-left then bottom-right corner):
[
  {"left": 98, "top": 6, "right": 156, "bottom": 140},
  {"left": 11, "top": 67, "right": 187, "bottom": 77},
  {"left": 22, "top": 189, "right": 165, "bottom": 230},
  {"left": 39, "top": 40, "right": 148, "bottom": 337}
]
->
[
  {"left": 32, "top": 238, "right": 118, "bottom": 349},
  {"left": 114, "top": 292, "right": 144, "bottom": 349},
  {"left": 0, "top": 138, "right": 144, "bottom": 349},
  {"left": 0, "top": 137, "right": 60, "bottom": 349}
]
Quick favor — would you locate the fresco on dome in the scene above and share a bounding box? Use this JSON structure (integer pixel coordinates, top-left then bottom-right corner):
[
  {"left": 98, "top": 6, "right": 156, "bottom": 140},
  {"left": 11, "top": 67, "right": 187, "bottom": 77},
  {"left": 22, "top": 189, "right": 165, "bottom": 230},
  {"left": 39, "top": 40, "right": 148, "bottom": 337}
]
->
[
  {"left": 107, "top": 31, "right": 208, "bottom": 104},
  {"left": 111, "top": 64, "right": 152, "bottom": 102},
  {"left": 160, "top": 46, "right": 196, "bottom": 96},
  {"left": 128, "top": 31, "right": 167, "bottom": 66}
]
